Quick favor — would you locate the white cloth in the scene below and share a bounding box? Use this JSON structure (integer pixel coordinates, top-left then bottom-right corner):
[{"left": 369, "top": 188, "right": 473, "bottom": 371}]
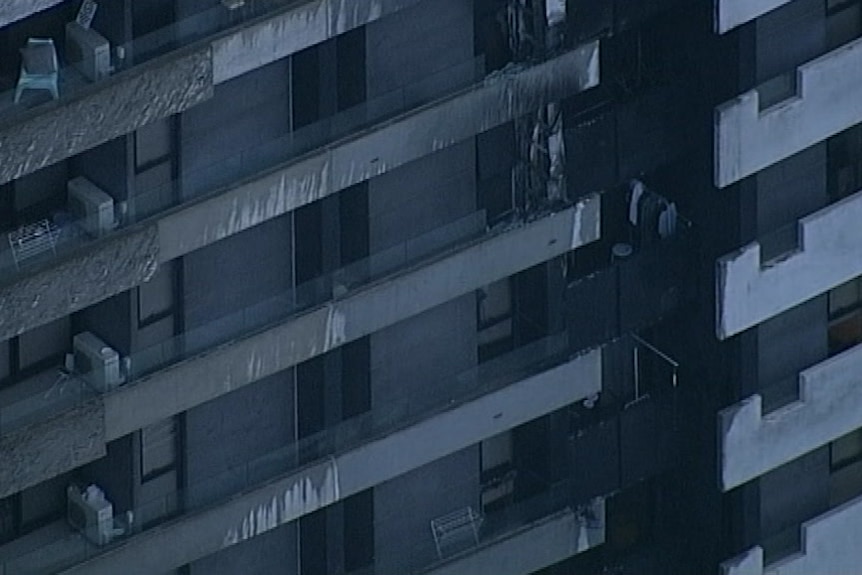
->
[{"left": 628, "top": 180, "right": 645, "bottom": 226}]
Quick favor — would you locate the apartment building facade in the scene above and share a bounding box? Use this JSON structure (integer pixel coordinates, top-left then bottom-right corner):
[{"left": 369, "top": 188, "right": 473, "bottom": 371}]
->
[{"left": 0, "top": 1, "right": 859, "bottom": 574}]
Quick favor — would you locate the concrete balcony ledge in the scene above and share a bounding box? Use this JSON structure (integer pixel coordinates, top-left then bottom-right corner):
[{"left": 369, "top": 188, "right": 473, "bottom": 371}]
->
[
  {"left": 719, "top": 341, "right": 862, "bottom": 491},
  {"left": 0, "top": 43, "right": 600, "bottom": 342},
  {"left": 721, "top": 493, "right": 862, "bottom": 575},
  {"left": 421, "top": 500, "right": 605, "bottom": 575},
  {"left": 212, "top": 0, "right": 424, "bottom": 84},
  {"left": 714, "top": 0, "right": 795, "bottom": 34},
  {"left": 55, "top": 347, "right": 602, "bottom": 575},
  {"left": 0, "top": 200, "right": 600, "bottom": 496},
  {"left": 714, "top": 36, "right": 862, "bottom": 188},
  {"left": 0, "top": 0, "right": 423, "bottom": 186},
  {"left": 716, "top": 187, "right": 862, "bottom": 339},
  {"left": 0, "top": 0, "right": 67, "bottom": 29},
  {"left": 106, "top": 200, "right": 600, "bottom": 439},
  {"left": 0, "top": 44, "right": 213, "bottom": 187}
]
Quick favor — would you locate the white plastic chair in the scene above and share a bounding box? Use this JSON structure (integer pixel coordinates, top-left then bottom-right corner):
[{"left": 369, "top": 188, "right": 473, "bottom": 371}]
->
[{"left": 14, "top": 38, "right": 59, "bottom": 104}]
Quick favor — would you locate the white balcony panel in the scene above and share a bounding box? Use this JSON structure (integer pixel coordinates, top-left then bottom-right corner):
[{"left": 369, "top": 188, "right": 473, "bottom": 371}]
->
[
  {"left": 719, "top": 342, "right": 862, "bottom": 491},
  {"left": 716, "top": 188, "right": 862, "bottom": 339},
  {"left": 714, "top": 0, "right": 795, "bottom": 33},
  {"left": 715, "top": 36, "right": 862, "bottom": 188},
  {"left": 721, "top": 494, "right": 862, "bottom": 575}
]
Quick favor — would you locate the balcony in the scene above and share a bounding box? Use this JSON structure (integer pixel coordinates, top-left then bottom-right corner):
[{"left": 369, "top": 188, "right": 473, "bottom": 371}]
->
[
  {"left": 716, "top": 187, "right": 862, "bottom": 339},
  {"left": 0, "top": 41, "right": 601, "bottom": 342},
  {"left": 0, "top": 0, "right": 424, "bottom": 186},
  {"left": 418, "top": 495, "right": 605, "bottom": 575},
  {"left": 719, "top": 340, "right": 862, "bottom": 491},
  {"left": 714, "top": 35, "right": 862, "bottom": 187},
  {"left": 714, "top": 0, "right": 795, "bottom": 34},
  {"left": 720, "top": 492, "right": 862, "bottom": 575},
  {"left": 565, "top": 230, "right": 696, "bottom": 353},
  {"left": 0, "top": 336, "right": 603, "bottom": 575},
  {"left": 0, "top": 198, "right": 601, "bottom": 495}
]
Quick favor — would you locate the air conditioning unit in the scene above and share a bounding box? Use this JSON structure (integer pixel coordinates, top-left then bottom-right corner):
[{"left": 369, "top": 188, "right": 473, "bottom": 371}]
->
[
  {"left": 67, "top": 176, "right": 115, "bottom": 237},
  {"left": 73, "top": 331, "right": 123, "bottom": 392},
  {"left": 67, "top": 484, "right": 114, "bottom": 546},
  {"left": 65, "top": 21, "right": 111, "bottom": 81}
]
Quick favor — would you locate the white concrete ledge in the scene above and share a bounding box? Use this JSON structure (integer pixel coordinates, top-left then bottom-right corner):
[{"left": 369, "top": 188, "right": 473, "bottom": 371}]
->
[
  {"left": 714, "top": 0, "right": 795, "bottom": 34},
  {"left": 719, "top": 341, "right": 862, "bottom": 491},
  {"left": 716, "top": 188, "right": 862, "bottom": 339},
  {"left": 721, "top": 493, "right": 862, "bottom": 575},
  {"left": 715, "top": 36, "right": 862, "bottom": 188}
]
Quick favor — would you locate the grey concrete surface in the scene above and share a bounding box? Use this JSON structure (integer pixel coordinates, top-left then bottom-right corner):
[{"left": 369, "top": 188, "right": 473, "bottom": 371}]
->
[
  {"left": 0, "top": 46, "right": 213, "bottom": 187},
  {"left": 715, "top": 35, "right": 862, "bottom": 187},
  {"left": 716, "top": 187, "right": 862, "bottom": 339},
  {"left": 719, "top": 341, "right": 862, "bottom": 491},
  {"left": 0, "top": 224, "right": 159, "bottom": 342},
  {"left": 0, "top": 399, "right": 105, "bottom": 498}
]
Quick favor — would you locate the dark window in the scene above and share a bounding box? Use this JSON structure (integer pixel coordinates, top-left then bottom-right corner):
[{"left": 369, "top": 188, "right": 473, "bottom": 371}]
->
[
  {"left": 137, "top": 261, "right": 176, "bottom": 327},
  {"left": 336, "top": 27, "right": 366, "bottom": 112},
  {"left": 831, "top": 427, "right": 862, "bottom": 470},
  {"left": 140, "top": 417, "right": 178, "bottom": 481},
  {"left": 0, "top": 494, "right": 18, "bottom": 545},
  {"left": 297, "top": 357, "right": 326, "bottom": 440},
  {"left": 341, "top": 337, "right": 371, "bottom": 419},
  {"left": 828, "top": 277, "right": 862, "bottom": 355},
  {"left": 343, "top": 490, "right": 374, "bottom": 571},
  {"left": 292, "top": 46, "right": 321, "bottom": 129},
  {"left": 300, "top": 510, "right": 328, "bottom": 575},
  {"left": 339, "top": 183, "right": 369, "bottom": 266}
]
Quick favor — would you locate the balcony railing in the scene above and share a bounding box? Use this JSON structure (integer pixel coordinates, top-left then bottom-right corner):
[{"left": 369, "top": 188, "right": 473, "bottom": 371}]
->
[
  {"left": 0, "top": 207, "right": 487, "bottom": 435},
  {"left": 565, "top": 229, "right": 696, "bottom": 353},
  {"left": 0, "top": 51, "right": 486, "bottom": 281},
  {"left": 0, "top": 0, "right": 309, "bottom": 124},
  {"left": 0, "top": 334, "right": 599, "bottom": 575}
]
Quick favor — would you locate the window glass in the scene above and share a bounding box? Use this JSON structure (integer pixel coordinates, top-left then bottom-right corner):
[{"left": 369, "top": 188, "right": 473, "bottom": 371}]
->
[
  {"left": 18, "top": 317, "right": 69, "bottom": 371},
  {"left": 135, "top": 119, "right": 172, "bottom": 169},
  {"left": 141, "top": 417, "right": 177, "bottom": 478},
  {"left": 827, "top": 3, "right": 860, "bottom": 48},
  {"left": 0, "top": 339, "right": 10, "bottom": 382},
  {"left": 832, "top": 428, "right": 862, "bottom": 469},
  {"left": 138, "top": 261, "right": 174, "bottom": 325},
  {"left": 829, "top": 278, "right": 860, "bottom": 317},
  {"left": 479, "top": 279, "right": 511, "bottom": 325}
]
